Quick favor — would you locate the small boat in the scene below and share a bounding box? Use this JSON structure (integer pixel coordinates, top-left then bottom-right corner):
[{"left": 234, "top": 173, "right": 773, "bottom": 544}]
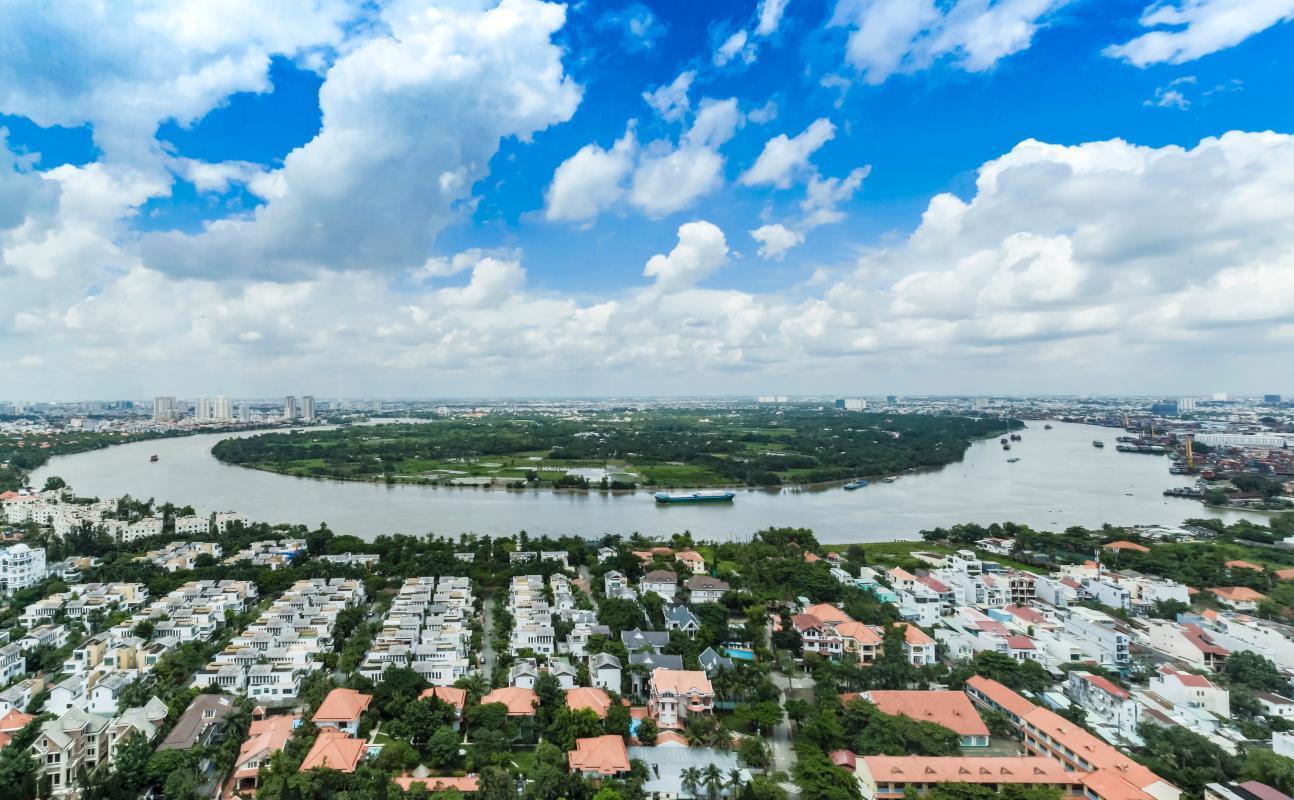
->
[
  {"left": 1092, "top": 441, "right": 1105, "bottom": 448},
  {"left": 1010, "top": 433, "right": 1021, "bottom": 441},
  {"left": 1044, "top": 424, "right": 1053, "bottom": 430},
  {"left": 1007, "top": 457, "right": 1020, "bottom": 463},
  {"left": 655, "top": 491, "right": 736, "bottom": 505},
  {"left": 881, "top": 476, "right": 898, "bottom": 483},
  {"left": 1002, "top": 443, "right": 1011, "bottom": 450},
  {"left": 1000, "top": 438, "right": 1008, "bottom": 444},
  {"left": 843, "top": 479, "right": 869, "bottom": 490},
  {"left": 149, "top": 454, "right": 159, "bottom": 462}
]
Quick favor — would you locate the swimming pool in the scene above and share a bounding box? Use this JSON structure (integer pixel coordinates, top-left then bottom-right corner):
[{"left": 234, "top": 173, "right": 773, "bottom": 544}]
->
[{"left": 725, "top": 647, "right": 755, "bottom": 661}]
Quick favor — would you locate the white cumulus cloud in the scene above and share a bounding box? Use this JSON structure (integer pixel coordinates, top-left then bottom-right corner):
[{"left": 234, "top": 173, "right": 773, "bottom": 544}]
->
[
  {"left": 643, "top": 221, "right": 730, "bottom": 290},
  {"left": 1105, "top": 0, "right": 1294, "bottom": 66},
  {"left": 830, "top": 0, "right": 1068, "bottom": 84},
  {"left": 740, "top": 118, "right": 836, "bottom": 188},
  {"left": 544, "top": 130, "right": 637, "bottom": 222},
  {"left": 750, "top": 224, "right": 805, "bottom": 260}
]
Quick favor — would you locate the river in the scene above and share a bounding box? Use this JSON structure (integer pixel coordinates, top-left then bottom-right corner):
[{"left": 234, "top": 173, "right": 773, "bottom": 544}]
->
[{"left": 29, "top": 421, "right": 1265, "bottom": 543}]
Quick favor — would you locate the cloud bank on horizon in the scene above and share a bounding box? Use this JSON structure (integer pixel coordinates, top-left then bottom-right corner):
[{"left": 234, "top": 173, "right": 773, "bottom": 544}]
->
[{"left": 1, "top": 0, "right": 1293, "bottom": 398}]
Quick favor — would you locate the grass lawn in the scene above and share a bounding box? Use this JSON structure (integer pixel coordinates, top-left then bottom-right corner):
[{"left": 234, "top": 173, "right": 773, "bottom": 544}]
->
[
  {"left": 509, "top": 746, "right": 538, "bottom": 772},
  {"left": 639, "top": 463, "right": 730, "bottom": 486},
  {"left": 847, "top": 540, "right": 1048, "bottom": 574}
]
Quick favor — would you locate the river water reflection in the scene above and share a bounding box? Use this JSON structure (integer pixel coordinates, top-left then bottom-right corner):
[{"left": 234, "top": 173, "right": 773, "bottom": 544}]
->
[{"left": 30, "top": 421, "right": 1264, "bottom": 543}]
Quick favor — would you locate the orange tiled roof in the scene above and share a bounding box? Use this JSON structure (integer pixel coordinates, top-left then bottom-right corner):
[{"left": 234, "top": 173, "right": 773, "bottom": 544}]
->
[
  {"left": 965, "top": 675, "right": 1037, "bottom": 718},
  {"left": 419, "top": 686, "right": 467, "bottom": 712},
  {"left": 835, "top": 621, "right": 883, "bottom": 644},
  {"left": 236, "top": 715, "right": 295, "bottom": 773},
  {"left": 481, "top": 686, "right": 539, "bottom": 716},
  {"left": 1275, "top": 568, "right": 1294, "bottom": 581},
  {"left": 1209, "top": 586, "right": 1268, "bottom": 602},
  {"left": 568, "top": 734, "right": 631, "bottom": 775},
  {"left": 566, "top": 687, "right": 613, "bottom": 718},
  {"left": 0, "top": 709, "right": 34, "bottom": 733},
  {"left": 394, "top": 775, "right": 480, "bottom": 792},
  {"left": 861, "top": 756, "right": 1077, "bottom": 785},
  {"left": 863, "top": 691, "right": 990, "bottom": 737},
  {"left": 804, "top": 603, "right": 853, "bottom": 625},
  {"left": 1103, "top": 541, "right": 1150, "bottom": 553},
  {"left": 312, "top": 688, "right": 372, "bottom": 723},
  {"left": 299, "top": 729, "right": 365, "bottom": 773},
  {"left": 896, "top": 622, "right": 934, "bottom": 646},
  {"left": 650, "top": 668, "right": 713, "bottom": 696},
  {"left": 1225, "top": 560, "right": 1264, "bottom": 571}
]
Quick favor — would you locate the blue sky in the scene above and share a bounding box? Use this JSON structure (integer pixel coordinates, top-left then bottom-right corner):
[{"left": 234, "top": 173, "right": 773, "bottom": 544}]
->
[{"left": 2, "top": 0, "right": 1294, "bottom": 398}]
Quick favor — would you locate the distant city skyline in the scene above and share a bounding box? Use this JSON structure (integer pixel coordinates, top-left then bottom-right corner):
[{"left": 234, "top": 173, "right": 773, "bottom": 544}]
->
[{"left": 2, "top": 2, "right": 1293, "bottom": 396}]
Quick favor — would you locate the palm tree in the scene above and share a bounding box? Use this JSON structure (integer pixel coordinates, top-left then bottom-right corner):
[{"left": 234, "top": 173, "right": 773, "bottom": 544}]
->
[
  {"left": 703, "top": 763, "right": 724, "bottom": 800},
  {"left": 728, "top": 768, "right": 744, "bottom": 792},
  {"left": 681, "top": 766, "right": 702, "bottom": 798}
]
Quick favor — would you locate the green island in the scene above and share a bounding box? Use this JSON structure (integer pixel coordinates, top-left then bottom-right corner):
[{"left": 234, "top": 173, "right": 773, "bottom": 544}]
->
[{"left": 210, "top": 408, "right": 1020, "bottom": 489}]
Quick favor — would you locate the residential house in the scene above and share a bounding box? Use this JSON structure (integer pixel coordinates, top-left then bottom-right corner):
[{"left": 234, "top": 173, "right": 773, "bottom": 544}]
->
[
  {"left": 1149, "top": 667, "right": 1230, "bottom": 717},
  {"left": 699, "top": 647, "right": 733, "bottom": 674},
  {"left": 1209, "top": 587, "right": 1268, "bottom": 612},
  {"left": 232, "top": 714, "right": 295, "bottom": 795},
  {"left": 647, "top": 668, "right": 714, "bottom": 728},
  {"left": 481, "top": 687, "right": 539, "bottom": 717},
  {"left": 1143, "top": 620, "right": 1230, "bottom": 671},
  {"left": 1065, "top": 672, "right": 1140, "bottom": 740},
  {"left": 640, "top": 570, "right": 679, "bottom": 602},
  {"left": 312, "top": 688, "right": 372, "bottom": 737},
  {"left": 664, "top": 605, "right": 701, "bottom": 638},
  {"left": 158, "top": 693, "right": 236, "bottom": 751},
  {"left": 675, "top": 550, "right": 707, "bottom": 575},
  {"left": 566, "top": 687, "right": 614, "bottom": 719},
  {"left": 590, "top": 653, "right": 622, "bottom": 692},
  {"left": 621, "top": 629, "right": 669, "bottom": 653},
  {"left": 684, "top": 575, "right": 729, "bottom": 604},
  {"left": 299, "top": 728, "right": 366, "bottom": 772},
  {"left": 568, "top": 734, "right": 631, "bottom": 779}
]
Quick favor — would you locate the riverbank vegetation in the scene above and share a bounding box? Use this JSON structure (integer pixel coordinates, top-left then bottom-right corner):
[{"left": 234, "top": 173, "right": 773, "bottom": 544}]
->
[{"left": 210, "top": 408, "right": 1019, "bottom": 489}]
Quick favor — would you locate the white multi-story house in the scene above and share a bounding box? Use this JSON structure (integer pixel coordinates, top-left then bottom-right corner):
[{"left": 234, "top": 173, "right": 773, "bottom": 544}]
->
[
  {"left": 1149, "top": 666, "right": 1230, "bottom": 717},
  {"left": 684, "top": 575, "right": 729, "bottom": 604},
  {"left": 1062, "top": 607, "right": 1131, "bottom": 667},
  {"left": 1141, "top": 620, "right": 1230, "bottom": 671},
  {"left": 590, "top": 653, "right": 621, "bottom": 692},
  {"left": 1066, "top": 671, "right": 1140, "bottom": 740},
  {"left": 603, "top": 570, "right": 633, "bottom": 600},
  {"left": 639, "top": 570, "right": 678, "bottom": 602},
  {"left": 0, "top": 543, "right": 46, "bottom": 594},
  {"left": 0, "top": 643, "right": 25, "bottom": 682}
]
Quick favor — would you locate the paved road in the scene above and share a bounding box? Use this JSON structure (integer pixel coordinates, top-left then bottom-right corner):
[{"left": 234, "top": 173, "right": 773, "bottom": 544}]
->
[
  {"left": 480, "top": 591, "right": 497, "bottom": 680},
  {"left": 771, "top": 670, "right": 814, "bottom": 799}
]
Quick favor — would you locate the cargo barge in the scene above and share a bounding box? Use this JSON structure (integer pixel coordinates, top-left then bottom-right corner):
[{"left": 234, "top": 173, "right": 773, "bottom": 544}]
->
[{"left": 655, "top": 491, "right": 737, "bottom": 504}]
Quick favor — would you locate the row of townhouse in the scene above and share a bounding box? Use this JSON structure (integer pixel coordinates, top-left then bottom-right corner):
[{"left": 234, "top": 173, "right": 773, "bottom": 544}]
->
[
  {"left": 509, "top": 574, "right": 556, "bottom": 657},
  {"left": 133, "top": 540, "right": 222, "bottom": 571},
  {"left": 192, "top": 578, "right": 364, "bottom": 702},
  {"left": 359, "top": 576, "right": 474, "bottom": 685},
  {"left": 223, "top": 538, "right": 307, "bottom": 569},
  {"left": 20, "top": 582, "right": 149, "bottom": 628},
  {"left": 38, "top": 580, "right": 259, "bottom": 719}
]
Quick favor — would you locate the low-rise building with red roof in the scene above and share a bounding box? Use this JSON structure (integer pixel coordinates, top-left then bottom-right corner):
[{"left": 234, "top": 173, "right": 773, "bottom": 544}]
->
[
  {"left": 861, "top": 690, "right": 990, "bottom": 747},
  {"left": 299, "top": 729, "right": 366, "bottom": 773},
  {"left": 394, "top": 775, "right": 480, "bottom": 793},
  {"left": 1209, "top": 587, "right": 1267, "bottom": 611},
  {"left": 480, "top": 687, "right": 539, "bottom": 717},
  {"left": 233, "top": 714, "right": 296, "bottom": 795},
  {"left": 566, "top": 687, "right": 614, "bottom": 718},
  {"left": 568, "top": 734, "right": 631, "bottom": 778},
  {"left": 856, "top": 756, "right": 1086, "bottom": 800},
  {"left": 1103, "top": 541, "right": 1151, "bottom": 553},
  {"left": 312, "top": 688, "right": 372, "bottom": 737}
]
